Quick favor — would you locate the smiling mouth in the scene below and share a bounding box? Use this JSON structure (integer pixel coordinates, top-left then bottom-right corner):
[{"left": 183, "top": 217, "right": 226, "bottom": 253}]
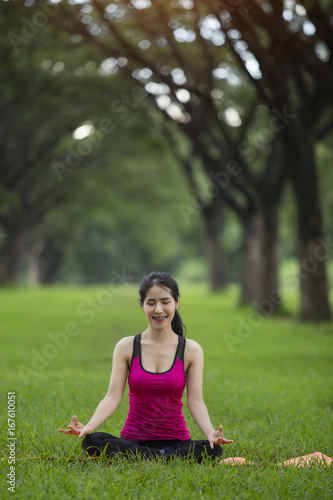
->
[{"left": 153, "top": 316, "right": 167, "bottom": 322}]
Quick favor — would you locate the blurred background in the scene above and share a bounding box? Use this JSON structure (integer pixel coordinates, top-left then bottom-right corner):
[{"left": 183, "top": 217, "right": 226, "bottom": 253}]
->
[{"left": 1, "top": 0, "right": 333, "bottom": 321}]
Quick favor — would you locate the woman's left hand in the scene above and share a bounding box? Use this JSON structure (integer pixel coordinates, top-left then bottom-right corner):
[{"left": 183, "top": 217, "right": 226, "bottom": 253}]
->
[{"left": 208, "top": 424, "right": 234, "bottom": 449}]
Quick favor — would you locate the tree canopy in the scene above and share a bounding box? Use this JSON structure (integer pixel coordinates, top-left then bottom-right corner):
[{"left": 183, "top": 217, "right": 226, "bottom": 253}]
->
[{"left": 1, "top": 0, "right": 332, "bottom": 320}]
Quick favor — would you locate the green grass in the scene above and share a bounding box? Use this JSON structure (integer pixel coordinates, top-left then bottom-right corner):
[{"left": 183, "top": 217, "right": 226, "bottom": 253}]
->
[{"left": 0, "top": 284, "right": 332, "bottom": 499}]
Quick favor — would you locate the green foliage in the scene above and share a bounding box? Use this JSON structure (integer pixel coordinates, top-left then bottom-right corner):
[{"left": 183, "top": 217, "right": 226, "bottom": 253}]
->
[
  {"left": 0, "top": 0, "right": 206, "bottom": 283},
  {"left": 33, "top": 127, "right": 203, "bottom": 282},
  {"left": 2, "top": 0, "right": 333, "bottom": 289},
  {"left": 0, "top": 285, "right": 332, "bottom": 499}
]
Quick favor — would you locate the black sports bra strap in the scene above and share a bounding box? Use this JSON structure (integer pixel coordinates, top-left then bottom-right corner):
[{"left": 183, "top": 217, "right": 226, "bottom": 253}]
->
[
  {"left": 128, "top": 334, "right": 141, "bottom": 372},
  {"left": 175, "top": 336, "right": 186, "bottom": 362},
  {"left": 133, "top": 333, "right": 141, "bottom": 359},
  {"left": 131, "top": 334, "right": 185, "bottom": 369}
]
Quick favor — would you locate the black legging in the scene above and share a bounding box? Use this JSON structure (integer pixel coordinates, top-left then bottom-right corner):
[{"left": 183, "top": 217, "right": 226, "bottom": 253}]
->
[{"left": 81, "top": 432, "right": 223, "bottom": 463}]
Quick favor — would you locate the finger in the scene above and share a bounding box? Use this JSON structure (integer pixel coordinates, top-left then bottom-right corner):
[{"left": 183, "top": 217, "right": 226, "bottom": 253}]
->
[
  {"left": 78, "top": 427, "right": 90, "bottom": 438},
  {"left": 223, "top": 439, "right": 234, "bottom": 444},
  {"left": 68, "top": 425, "right": 80, "bottom": 435},
  {"left": 59, "top": 428, "right": 71, "bottom": 434}
]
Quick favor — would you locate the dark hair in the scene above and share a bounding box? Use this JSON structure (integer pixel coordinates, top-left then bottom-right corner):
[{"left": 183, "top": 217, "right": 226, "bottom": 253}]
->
[{"left": 139, "top": 271, "right": 186, "bottom": 337}]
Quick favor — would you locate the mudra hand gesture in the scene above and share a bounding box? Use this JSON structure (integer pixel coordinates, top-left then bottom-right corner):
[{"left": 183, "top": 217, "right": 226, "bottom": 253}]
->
[
  {"left": 58, "top": 415, "right": 91, "bottom": 438},
  {"left": 208, "top": 424, "right": 234, "bottom": 449}
]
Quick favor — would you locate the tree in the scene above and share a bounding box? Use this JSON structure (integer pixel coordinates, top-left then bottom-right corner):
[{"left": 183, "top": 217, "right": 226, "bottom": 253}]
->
[
  {"left": 0, "top": 1, "right": 142, "bottom": 283},
  {"left": 50, "top": 0, "right": 332, "bottom": 319},
  {"left": 46, "top": 0, "right": 287, "bottom": 305},
  {"left": 211, "top": 0, "right": 333, "bottom": 318},
  {"left": 25, "top": 131, "right": 202, "bottom": 285}
]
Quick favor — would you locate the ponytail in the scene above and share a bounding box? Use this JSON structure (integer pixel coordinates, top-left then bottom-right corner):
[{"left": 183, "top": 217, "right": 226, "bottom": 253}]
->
[{"left": 172, "top": 309, "right": 186, "bottom": 337}]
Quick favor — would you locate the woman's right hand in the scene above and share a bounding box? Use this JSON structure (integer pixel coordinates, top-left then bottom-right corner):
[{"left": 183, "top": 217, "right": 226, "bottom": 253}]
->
[{"left": 58, "top": 415, "right": 92, "bottom": 438}]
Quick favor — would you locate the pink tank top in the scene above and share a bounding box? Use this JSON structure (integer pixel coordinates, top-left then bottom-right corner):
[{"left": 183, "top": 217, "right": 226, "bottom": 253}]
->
[{"left": 121, "top": 334, "right": 191, "bottom": 441}]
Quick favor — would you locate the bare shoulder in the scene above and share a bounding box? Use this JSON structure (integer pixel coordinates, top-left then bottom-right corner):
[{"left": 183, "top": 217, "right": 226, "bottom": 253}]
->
[
  {"left": 113, "top": 335, "right": 135, "bottom": 360},
  {"left": 115, "top": 335, "right": 135, "bottom": 348},
  {"left": 185, "top": 338, "right": 203, "bottom": 360}
]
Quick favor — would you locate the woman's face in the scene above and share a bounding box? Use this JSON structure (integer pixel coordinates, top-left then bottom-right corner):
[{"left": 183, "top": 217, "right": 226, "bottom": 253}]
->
[{"left": 142, "top": 284, "right": 179, "bottom": 330}]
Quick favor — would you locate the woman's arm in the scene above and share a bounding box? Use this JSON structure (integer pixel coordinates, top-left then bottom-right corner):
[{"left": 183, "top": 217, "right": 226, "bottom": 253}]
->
[
  {"left": 59, "top": 336, "right": 132, "bottom": 438},
  {"left": 186, "top": 340, "right": 233, "bottom": 449}
]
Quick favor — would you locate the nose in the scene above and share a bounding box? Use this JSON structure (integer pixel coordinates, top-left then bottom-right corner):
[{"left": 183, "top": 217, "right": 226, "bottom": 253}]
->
[{"left": 154, "top": 302, "right": 163, "bottom": 313}]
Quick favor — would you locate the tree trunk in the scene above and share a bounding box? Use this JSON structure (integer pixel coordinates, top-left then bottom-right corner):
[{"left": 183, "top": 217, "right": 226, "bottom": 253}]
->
[
  {"left": 259, "top": 198, "right": 281, "bottom": 309},
  {"left": 39, "top": 238, "right": 63, "bottom": 284},
  {"left": 27, "top": 236, "right": 45, "bottom": 286},
  {"left": 287, "top": 123, "right": 331, "bottom": 320},
  {"left": 298, "top": 237, "right": 331, "bottom": 320},
  {"left": 0, "top": 228, "right": 25, "bottom": 285},
  {"left": 202, "top": 196, "right": 226, "bottom": 291},
  {"left": 27, "top": 235, "right": 64, "bottom": 285},
  {"left": 239, "top": 209, "right": 264, "bottom": 305},
  {"left": 256, "top": 140, "right": 286, "bottom": 311}
]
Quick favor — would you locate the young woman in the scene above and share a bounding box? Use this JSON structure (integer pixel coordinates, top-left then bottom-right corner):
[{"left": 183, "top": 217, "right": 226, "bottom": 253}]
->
[{"left": 59, "top": 272, "right": 233, "bottom": 462}]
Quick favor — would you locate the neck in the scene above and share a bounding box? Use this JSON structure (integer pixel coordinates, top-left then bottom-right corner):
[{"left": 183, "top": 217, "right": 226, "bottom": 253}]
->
[{"left": 144, "top": 326, "right": 176, "bottom": 341}]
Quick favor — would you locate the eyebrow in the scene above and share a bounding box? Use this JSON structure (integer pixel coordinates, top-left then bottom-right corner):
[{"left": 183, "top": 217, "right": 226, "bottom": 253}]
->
[{"left": 146, "top": 297, "right": 171, "bottom": 301}]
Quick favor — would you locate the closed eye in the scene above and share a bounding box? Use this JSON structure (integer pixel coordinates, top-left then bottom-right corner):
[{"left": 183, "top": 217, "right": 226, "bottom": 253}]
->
[
  {"left": 146, "top": 297, "right": 172, "bottom": 305},
  {"left": 146, "top": 301, "right": 170, "bottom": 305}
]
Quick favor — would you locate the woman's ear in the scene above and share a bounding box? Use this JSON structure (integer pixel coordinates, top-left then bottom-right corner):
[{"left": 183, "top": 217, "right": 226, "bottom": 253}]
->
[{"left": 176, "top": 299, "right": 180, "bottom": 309}]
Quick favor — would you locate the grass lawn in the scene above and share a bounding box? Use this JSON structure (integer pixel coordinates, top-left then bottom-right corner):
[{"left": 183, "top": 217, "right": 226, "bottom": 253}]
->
[{"left": 0, "top": 284, "right": 332, "bottom": 499}]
